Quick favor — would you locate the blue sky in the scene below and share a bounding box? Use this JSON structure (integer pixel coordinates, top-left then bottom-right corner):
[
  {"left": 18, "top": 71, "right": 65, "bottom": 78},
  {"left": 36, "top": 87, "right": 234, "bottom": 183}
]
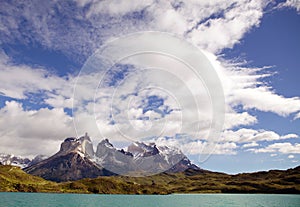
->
[{"left": 0, "top": 0, "right": 300, "bottom": 174}]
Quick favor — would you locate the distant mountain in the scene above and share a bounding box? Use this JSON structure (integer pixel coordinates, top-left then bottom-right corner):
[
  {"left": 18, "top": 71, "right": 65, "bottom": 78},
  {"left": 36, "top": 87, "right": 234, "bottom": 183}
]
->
[
  {"left": 127, "top": 141, "right": 199, "bottom": 173},
  {"left": 95, "top": 139, "right": 199, "bottom": 176},
  {"left": 24, "top": 133, "right": 199, "bottom": 181},
  {"left": 0, "top": 153, "right": 47, "bottom": 169}
]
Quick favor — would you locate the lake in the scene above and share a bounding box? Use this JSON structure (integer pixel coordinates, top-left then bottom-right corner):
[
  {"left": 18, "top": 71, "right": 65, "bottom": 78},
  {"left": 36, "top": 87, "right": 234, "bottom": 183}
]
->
[{"left": 0, "top": 193, "right": 299, "bottom": 207}]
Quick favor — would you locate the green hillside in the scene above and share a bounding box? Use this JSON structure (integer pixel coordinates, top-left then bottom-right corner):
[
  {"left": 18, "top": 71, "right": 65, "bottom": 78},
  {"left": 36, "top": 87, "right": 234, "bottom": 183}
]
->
[
  {"left": 1, "top": 165, "right": 299, "bottom": 194},
  {"left": 0, "top": 165, "right": 60, "bottom": 192}
]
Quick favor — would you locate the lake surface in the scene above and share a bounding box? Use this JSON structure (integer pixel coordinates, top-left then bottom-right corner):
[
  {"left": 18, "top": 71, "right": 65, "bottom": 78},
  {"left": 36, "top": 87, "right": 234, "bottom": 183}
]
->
[{"left": 0, "top": 193, "right": 299, "bottom": 207}]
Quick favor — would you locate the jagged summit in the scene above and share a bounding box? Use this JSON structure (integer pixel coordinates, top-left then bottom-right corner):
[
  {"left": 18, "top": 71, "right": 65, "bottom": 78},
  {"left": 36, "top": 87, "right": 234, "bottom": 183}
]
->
[
  {"left": 98, "top": 138, "right": 114, "bottom": 149},
  {"left": 59, "top": 133, "right": 94, "bottom": 159},
  {"left": 127, "top": 142, "right": 160, "bottom": 157},
  {"left": 24, "top": 134, "right": 114, "bottom": 182}
]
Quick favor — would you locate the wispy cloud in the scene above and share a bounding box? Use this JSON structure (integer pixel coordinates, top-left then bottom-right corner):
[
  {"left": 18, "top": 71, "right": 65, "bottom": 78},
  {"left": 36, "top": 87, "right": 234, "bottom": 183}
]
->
[
  {"left": 294, "top": 112, "right": 300, "bottom": 120},
  {"left": 0, "top": 0, "right": 272, "bottom": 60},
  {"left": 278, "top": 0, "right": 300, "bottom": 13}
]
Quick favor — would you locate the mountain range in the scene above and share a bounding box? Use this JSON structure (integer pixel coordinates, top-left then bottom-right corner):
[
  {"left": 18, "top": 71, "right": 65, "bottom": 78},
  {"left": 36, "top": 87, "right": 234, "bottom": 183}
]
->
[
  {"left": 1, "top": 133, "right": 299, "bottom": 194},
  {"left": 3, "top": 133, "right": 198, "bottom": 182}
]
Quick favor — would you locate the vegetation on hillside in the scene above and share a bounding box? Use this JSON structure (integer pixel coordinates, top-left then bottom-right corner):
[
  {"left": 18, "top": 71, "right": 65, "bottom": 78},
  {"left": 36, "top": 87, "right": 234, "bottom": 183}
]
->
[
  {"left": 0, "top": 165, "right": 59, "bottom": 193},
  {"left": 1, "top": 165, "right": 299, "bottom": 194}
]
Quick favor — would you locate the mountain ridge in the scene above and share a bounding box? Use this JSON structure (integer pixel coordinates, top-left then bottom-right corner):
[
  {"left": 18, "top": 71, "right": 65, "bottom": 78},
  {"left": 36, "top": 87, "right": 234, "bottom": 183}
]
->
[{"left": 23, "top": 134, "right": 199, "bottom": 181}]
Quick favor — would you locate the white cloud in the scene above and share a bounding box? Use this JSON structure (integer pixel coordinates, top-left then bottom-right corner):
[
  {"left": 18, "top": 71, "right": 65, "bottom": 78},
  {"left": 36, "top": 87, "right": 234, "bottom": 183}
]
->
[
  {"left": 3, "top": 0, "right": 299, "bottom": 121},
  {"left": 294, "top": 112, "right": 300, "bottom": 120},
  {"left": 279, "top": 0, "right": 300, "bottom": 12},
  {"left": 242, "top": 142, "right": 259, "bottom": 148},
  {"left": 203, "top": 53, "right": 300, "bottom": 119},
  {"left": 183, "top": 141, "right": 238, "bottom": 155},
  {"left": 0, "top": 101, "right": 75, "bottom": 156},
  {"left": 187, "top": 1, "right": 265, "bottom": 53},
  {"left": 221, "top": 128, "right": 298, "bottom": 143},
  {"left": 0, "top": 53, "right": 71, "bottom": 101},
  {"left": 201, "top": 52, "right": 300, "bottom": 132},
  {"left": 224, "top": 111, "right": 257, "bottom": 129},
  {"left": 281, "top": 134, "right": 299, "bottom": 139},
  {"left": 220, "top": 66, "right": 300, "bottom": 117},
  {"left": 249, "top": 142, "right": 300, "bottom": 154},
  {"left": 70, "top": 38, "right": 220, "bottom": 143},
  {"left": 44, "top": 94, "right": 73, "bottom": 109},
  {"left": 0, "top": 0, "right": 272, "bottom": 60},
  {"left": 231, "top": 87, "right": 300, "bottom": 116},
  {"left": 83, "top": 0, "right": 154, "bottom": 16},
  {"left": 0, "top": 50, "right": 78, "bottom": 110}
]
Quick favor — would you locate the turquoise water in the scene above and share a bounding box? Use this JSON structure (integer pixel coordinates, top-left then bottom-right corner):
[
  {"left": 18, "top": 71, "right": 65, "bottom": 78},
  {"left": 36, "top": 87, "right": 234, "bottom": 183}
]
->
[{"left": 0, "top": 193, "right": 299, "bottom": 207}]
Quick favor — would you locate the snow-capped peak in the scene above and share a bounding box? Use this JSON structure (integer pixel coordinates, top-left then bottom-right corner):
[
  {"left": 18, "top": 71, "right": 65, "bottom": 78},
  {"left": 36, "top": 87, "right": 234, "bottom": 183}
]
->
[
  {"left": 59, "top": 133, "right": 94, "bottom": 158},
  {"left": 127, "top": 141, "right": 160, "bottom": 157},
  {"left": 0, "top": 153, "right": 47, "bottom": 169}
]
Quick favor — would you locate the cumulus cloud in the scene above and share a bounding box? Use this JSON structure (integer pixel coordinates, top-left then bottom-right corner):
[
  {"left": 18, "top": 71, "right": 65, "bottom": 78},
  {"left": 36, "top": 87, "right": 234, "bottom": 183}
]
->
[
  {"left": 0, "top": 101, "right": 75, "bottom": 156},
  {"left": 288, "top": 154, "right": 295, "bottom": 159},
  {"left": 0, "top": 52, "right": 74, "bottom": 109},
  {"left": 242, "top": 142, "right": 259, "bottom": 148},
  {"left": 224, "top": 111, "right": 257, "bottom": 129},
  {"left": 0, "top": 56, "right": 66, "bottom": 100},
  {"left": 249, "top": 142, "right": 300, "bottom": 154},
  {"left": 44, "top": 94, "right": 73, "bottom": 109},
  {"left": 281, "top": 134, "right": 299, "bottom": 139}
]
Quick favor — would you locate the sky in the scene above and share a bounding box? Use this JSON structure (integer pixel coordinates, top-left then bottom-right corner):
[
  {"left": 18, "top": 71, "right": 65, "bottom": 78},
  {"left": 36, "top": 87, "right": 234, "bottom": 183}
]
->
[{"left": 0, "top": 0, "right": 300, "bottom": 174}]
